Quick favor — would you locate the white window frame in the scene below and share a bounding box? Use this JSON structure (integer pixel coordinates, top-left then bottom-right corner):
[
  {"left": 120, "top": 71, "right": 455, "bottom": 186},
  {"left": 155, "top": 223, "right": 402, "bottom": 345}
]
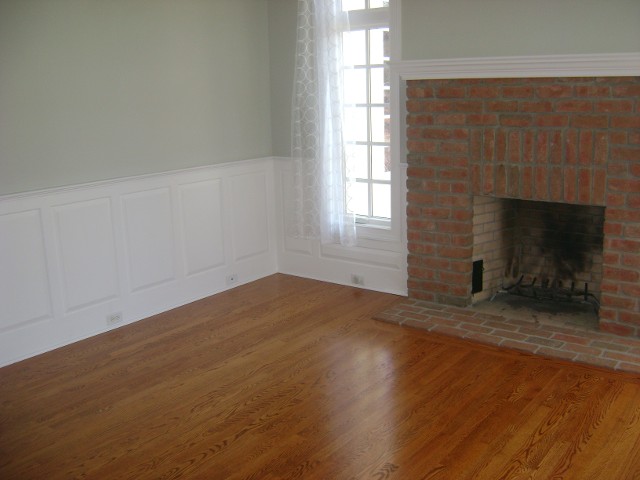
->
[{"left": 345, "top": 1, "right": 404, "bottom": 246}]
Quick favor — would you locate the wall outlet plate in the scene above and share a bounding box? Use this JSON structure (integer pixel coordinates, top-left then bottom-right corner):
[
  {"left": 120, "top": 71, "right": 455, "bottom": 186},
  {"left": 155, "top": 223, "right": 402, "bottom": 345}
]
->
[{"left": 107, "top": 312, "right": 123, "bottom": 325}]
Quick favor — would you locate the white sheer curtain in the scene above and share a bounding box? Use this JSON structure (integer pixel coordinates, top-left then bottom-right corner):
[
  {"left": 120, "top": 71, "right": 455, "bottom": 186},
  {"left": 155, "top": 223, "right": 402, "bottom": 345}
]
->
[{"left": 289, "top": 0, "right": 356, "bottom": 246}]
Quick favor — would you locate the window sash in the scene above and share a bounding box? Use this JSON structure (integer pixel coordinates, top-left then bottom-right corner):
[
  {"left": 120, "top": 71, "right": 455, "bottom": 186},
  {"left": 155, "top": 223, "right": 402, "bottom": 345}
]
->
[{"left": 344, "top": 9, "right": 390, "bottom": 223}]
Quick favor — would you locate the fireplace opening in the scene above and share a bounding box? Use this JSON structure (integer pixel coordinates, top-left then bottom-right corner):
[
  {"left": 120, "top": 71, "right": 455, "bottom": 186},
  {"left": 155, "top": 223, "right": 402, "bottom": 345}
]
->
[{"left": 472, "top": 196, "right": 604, "bottom": 325}]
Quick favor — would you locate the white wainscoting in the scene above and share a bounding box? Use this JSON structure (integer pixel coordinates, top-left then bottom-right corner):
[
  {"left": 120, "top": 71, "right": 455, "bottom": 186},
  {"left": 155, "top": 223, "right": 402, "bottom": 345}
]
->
[
  {"left": 0, "top": 158, "right": 278, "bottom": 366},
  {"left": 274, "top": 158, "right": 408, "bottom": 296},
  {"left": 0, "top": 156, "right": 408, "bottom": 366}
]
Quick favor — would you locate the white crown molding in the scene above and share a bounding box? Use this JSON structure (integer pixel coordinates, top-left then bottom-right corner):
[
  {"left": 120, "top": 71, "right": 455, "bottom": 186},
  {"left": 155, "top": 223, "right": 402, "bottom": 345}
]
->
[{"left": 392, "top": 52, "right": 640, "bottom": 80}]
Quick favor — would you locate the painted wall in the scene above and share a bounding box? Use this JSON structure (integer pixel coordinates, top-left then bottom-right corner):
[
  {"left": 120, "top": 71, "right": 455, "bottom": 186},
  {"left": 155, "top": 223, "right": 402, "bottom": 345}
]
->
[
  {"left": 3, "top": 0, "right": 637, "bottom": 193},
  {"left": 0, "top": 0, "right": 272, "bottom": 195},
  {"left": 268, "top": 0, "right": 297, "bottom": 157},
  {"left": 402, "top": 0, "right": 640, "bottom": 60}
]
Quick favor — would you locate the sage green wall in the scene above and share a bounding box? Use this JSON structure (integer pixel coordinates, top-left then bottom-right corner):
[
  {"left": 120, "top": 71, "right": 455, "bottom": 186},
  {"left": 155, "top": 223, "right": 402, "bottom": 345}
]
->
[
  {"left": 268, "top": 0, "right": 297, "bottom": 158},
  {"left": 402, "top": 0, "right": 640, "bottom": 60},
  {"left": 11, "top": 0, "right": 627, "bottom": 191},
  {"left": 0, "top": 0, "right": 272, "bottom": 195}
]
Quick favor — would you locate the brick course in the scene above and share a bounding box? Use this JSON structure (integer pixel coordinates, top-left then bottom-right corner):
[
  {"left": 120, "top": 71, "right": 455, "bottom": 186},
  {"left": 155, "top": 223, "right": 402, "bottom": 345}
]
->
[{"left": 406, "top": 76, "right": 640, "bottom": 336}]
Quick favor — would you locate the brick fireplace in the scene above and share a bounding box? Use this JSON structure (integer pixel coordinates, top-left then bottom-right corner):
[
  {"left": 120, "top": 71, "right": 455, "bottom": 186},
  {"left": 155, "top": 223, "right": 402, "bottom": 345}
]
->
[{"left": 406, "top": 76, "right": 640, "bottom": 336}]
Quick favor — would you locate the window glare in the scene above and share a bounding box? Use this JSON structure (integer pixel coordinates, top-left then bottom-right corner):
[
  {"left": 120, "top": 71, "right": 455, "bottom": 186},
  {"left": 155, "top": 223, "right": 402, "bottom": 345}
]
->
[
  {"left": 369, "top": 28, "right": 388, "bottom": 65},
  {"left": 343, "top": 0, "right": 389, "bottom": 10},
  {"left": 342, "top": 0, "right": 365, "bottom": 11},
  {"left": 343, "top": 31, "right": 367, "bottom": 66},
  {"left": 370, "top": 67, "right": 385, "bottom": 104},
  {"left": 344, "top": 107, "right": 368, "bottom": 142},
  {"left": 347, "top": 182, "right": 369, "bottom": 216},
  {"left": 372, "top": 184, "right": 391, "bottom": 218},
  {"left": 346, "top": 144, "right": 369, "bottom": 179},
  {"left": 370, "top": 107, "right": 386, "bottom": 143},
  {"left": 371, "top": 146, "right": 390, "bottom": 181},
  {"left": 344, "top": 68, "right": 367, "bottom": 105}
]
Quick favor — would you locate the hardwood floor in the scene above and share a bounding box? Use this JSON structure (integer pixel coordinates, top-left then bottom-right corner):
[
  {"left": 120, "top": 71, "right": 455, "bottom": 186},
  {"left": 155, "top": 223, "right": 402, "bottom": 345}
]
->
[{"left": 2, "top": 274, "right": 640, "bottom": 479}]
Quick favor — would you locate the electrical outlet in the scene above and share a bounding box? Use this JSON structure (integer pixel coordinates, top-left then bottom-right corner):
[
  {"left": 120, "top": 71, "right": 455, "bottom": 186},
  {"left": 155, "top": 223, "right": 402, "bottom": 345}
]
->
[
  {"left": 107, "top": 312, "right": 123, "bottom": 325},
  {"left": 351, "top": 274, "right": 365, "bottom": 286},
  {"left": 226, "top": 273, "right": 238, "bottom": 286}
]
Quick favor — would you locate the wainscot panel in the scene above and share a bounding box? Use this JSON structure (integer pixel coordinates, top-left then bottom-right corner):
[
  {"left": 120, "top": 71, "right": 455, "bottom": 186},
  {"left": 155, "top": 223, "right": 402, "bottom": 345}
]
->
[{"left": 0, "top": 158, "right": 278, "bottom": 366}]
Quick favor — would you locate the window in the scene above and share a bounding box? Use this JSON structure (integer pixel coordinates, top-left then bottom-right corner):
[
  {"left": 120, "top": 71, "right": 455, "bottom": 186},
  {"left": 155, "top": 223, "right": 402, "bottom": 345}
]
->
[{"left": 342, "top": 1, "right": 391, "bottom": 225}]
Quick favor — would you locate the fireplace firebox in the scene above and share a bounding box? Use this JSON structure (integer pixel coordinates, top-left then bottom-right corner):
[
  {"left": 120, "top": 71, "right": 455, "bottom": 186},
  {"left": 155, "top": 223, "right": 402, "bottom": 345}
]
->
[{"left": 472, "top": 196, "right": 604, "bottom": 314}]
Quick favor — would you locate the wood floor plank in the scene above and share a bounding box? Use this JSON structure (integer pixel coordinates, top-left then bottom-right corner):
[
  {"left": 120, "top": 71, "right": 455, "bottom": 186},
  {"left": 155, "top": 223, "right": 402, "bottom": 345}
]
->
[{"left": 2, "top": 274, "right": 640, "bottom": 479}]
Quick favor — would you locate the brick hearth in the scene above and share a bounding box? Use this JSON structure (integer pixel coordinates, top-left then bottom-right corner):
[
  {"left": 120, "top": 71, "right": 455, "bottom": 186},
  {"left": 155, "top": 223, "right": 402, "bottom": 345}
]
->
[
  {"left": 406, "top": 76, "right": 640, "bottom": 336},
  {"left": 375, "top": 298, "right": 640, "bottom": 374}
]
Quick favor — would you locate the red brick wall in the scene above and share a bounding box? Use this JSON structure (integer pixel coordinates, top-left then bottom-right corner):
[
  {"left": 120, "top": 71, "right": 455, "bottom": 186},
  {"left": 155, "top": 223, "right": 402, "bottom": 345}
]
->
[{"left": 406, "top": 76, "right": 640, "bottom": 335}]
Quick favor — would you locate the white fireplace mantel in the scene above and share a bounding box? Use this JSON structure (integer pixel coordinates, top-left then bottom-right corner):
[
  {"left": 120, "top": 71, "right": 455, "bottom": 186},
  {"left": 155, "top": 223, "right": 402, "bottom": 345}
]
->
[
  {"left": 389, "top": 52, "right": 640, "bottom": 173},
  {"left": 392, "top": 52, "right": 640, "bottom": 80}
]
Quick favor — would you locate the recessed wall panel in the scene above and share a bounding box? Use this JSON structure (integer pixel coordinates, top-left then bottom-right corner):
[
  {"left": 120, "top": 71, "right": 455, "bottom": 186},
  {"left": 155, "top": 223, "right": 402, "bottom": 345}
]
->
[
  {"left": 0, "top": 210, "right": 52, "bottom": 329},
  {"left": 179, "top": 179, "right": 225, "bottom": 276},
  {"left": 54, "top": 198, "right": 119, "bottom": 311},
  {"left": 230, "top": 173, "right": 269, "bottom": 261},
  {"left": 123, "top": 188, "right": 175, "bottom": 292}
]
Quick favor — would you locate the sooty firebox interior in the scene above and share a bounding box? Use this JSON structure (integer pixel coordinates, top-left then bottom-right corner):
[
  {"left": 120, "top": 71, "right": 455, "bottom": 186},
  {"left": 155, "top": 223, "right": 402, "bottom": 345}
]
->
[{"left": 472, "top": 196, "right": 605, "bottom": 315}]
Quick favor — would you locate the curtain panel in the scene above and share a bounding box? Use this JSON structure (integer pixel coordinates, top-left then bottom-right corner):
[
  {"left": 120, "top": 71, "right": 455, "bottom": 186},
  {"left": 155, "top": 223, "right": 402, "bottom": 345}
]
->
[{"left": 289, "top": 0, "right": 356, "bottom": 246}]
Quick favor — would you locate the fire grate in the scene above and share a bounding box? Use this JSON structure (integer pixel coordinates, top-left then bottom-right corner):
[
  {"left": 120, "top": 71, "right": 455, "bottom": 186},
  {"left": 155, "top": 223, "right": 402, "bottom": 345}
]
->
[{"left": 496, "top": 275, "right": 600, "bottom": 313}]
